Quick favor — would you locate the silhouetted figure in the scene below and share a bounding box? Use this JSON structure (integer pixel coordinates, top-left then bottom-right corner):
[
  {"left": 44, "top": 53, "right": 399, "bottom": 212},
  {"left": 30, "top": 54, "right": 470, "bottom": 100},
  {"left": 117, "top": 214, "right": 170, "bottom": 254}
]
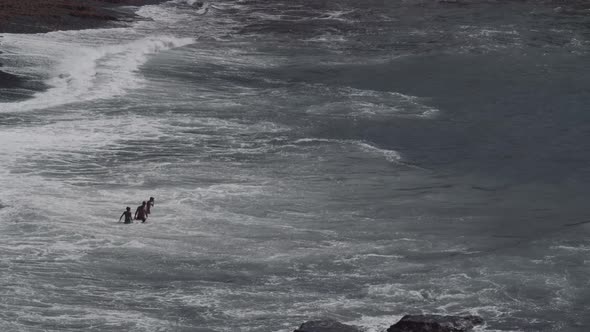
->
[
  {"left": 135, "top": 201, "right": 147, "bottom": 223},
  {"left": 146, "top": 197, "right": 155, "bottom": 215},
  {"left": 119, "top": 207, "right": 133, "bottom": 224}
]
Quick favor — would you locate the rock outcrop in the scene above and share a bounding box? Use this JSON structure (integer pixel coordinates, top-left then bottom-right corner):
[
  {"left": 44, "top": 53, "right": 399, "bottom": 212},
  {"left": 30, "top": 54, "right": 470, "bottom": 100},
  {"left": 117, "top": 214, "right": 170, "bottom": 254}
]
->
[
  {"left": 294, "top": 315, "right": 484, "bottom": 332},
  {"left": 294, "top": 319, "right": 361, "bottom": 332},
  {"left": 387, "top": 314, "right": 484, "bottom": 332},
  {"left": 0, "top": 0, "right": 167, "bottom": 33}
]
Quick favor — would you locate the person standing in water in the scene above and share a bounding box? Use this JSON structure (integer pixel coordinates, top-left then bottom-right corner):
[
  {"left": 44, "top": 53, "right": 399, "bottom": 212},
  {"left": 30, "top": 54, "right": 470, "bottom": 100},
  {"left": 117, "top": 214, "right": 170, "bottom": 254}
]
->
[
  {"left": 135, "top": 201, "right": 148, "bottom": 223},
  {"left": 119, "top": 207, "right": 133, "bottom": 224},
  {"left": 146, "top": 197, "right": 155, "bottom": 216}
]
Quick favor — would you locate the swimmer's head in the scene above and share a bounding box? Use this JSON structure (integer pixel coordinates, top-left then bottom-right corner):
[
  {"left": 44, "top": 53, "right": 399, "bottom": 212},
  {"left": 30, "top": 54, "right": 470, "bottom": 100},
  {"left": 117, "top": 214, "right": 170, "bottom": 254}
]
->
[{"left": 126, "top": 207, "right": 130, "bottom": 211}]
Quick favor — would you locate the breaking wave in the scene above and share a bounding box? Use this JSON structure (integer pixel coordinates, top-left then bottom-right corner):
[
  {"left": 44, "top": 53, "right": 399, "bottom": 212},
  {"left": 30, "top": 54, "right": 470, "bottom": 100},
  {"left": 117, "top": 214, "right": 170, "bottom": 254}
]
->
[{"left": 0, "top": 35, "right": 193, "bottom": 113}]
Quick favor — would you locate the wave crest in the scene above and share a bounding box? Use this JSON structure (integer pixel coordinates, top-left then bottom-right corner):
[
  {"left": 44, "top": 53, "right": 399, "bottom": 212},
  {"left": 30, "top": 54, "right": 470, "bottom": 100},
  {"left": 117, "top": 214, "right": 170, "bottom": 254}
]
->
[{"left": 0, "top": 35, "right": 194, "bottom": 113}]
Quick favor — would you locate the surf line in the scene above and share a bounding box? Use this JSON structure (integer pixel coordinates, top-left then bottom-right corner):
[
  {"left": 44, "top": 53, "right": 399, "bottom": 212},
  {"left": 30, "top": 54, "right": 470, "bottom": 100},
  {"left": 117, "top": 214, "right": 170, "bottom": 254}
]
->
[{"left": 564, "top": 220, "right": 590, "bottom": 227}]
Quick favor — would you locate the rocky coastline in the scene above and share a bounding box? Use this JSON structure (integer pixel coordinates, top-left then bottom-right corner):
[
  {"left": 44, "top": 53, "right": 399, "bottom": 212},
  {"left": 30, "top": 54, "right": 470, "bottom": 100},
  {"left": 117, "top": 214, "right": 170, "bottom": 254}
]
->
[
  {"left": 294, "top": 315, "right": 485, "bottom": 332},
  {"left": 0, "top": 0, "right": 167, "bottom": 34}
]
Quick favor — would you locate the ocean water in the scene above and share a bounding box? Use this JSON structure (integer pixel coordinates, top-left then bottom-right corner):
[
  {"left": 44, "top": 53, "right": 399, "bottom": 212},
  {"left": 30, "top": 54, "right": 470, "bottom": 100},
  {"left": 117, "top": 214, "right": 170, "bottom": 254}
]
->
[{"left": 0, "top": 0, "right": 589, "bottom": 331}]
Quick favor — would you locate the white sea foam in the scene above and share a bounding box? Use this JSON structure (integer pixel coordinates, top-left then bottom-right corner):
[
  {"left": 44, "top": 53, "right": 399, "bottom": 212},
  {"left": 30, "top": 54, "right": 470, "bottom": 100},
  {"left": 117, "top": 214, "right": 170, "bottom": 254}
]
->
[
  {"left": 0, "top": 2, "right": 196, "bottom": 113},
  {"left": 551, "top": 245, "right": 590, "bottom": 252},
  {"left": 303, "top": 34, "right": 349, "bottom": 44},
  {"left": 473, "top": 326, "right": 522, "bottom": 332},
  {"left": 0, "top": 114, "right": 174, "bottom": 225},
  {"left": 169, "top": 117, "right": 289, "bottom": 134},
  {"left": 291, "top": 138, "right": 431, "bottom": 170},
  {"left": 136, "top": 4, "right": 193, "bottom": 22},
  {"left": 317, "top": 10, "right": 356, "bottom": 23},
  {"left": 0, "top": 115, "right": 165, "bottom": 155},
  {"left": 0, "top": 35, "right": 193, "bottom": 113},
  {"left": 367, "top": 283, "right": 427, "bottom": 300},
  {"left": 345, "top": 315, "right": 405, "bottom": 332},
  {"left": 356, "top": 141, "right": 402, "bottom": 163},
  {"left": 455, "top": 25, "right": 523, "bottom": 53},
  {"left": 303, "top": 86, "right": 439, "bottom": 119}
]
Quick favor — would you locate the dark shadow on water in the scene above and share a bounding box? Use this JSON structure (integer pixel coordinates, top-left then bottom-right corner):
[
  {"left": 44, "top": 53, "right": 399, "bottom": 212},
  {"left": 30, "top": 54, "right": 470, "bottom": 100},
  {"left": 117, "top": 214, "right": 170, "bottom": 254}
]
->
[{"left": 0, "top": 70, "right": 47, "bottom": 103}]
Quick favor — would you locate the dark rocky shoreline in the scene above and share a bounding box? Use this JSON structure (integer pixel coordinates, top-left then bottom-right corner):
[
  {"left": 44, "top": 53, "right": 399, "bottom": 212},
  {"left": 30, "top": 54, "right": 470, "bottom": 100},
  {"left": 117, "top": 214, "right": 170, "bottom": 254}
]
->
[
  {"left": 0, "top": 0, "right": 167, "bottom": 34},
  {"left": 294, "top": 315, "right": 485, "bottom": 332}
]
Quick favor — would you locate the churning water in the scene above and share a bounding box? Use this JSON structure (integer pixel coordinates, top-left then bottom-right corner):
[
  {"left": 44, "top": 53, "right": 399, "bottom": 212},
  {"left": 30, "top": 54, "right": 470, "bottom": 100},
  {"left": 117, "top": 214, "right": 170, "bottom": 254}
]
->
[{"left": 0, "top": 0, "right": 589, "bottom": 331}]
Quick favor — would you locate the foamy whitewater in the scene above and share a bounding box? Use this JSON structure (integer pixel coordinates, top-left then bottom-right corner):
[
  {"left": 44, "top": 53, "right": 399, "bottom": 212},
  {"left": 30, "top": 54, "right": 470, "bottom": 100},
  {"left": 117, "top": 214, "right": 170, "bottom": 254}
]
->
[{"left": 0, "top": 0, "right": 589, "bottom": 331}]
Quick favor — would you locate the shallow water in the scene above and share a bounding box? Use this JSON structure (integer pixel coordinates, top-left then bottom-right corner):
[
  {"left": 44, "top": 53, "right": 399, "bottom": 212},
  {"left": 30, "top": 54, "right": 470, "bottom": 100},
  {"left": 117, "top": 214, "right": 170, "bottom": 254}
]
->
[{"left": 0, "top": 0, "right": 589, "bottom": 331}]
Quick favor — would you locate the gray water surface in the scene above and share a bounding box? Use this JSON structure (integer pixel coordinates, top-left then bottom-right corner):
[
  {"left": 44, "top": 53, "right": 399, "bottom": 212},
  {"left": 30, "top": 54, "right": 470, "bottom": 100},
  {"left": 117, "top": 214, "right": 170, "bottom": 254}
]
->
[{"left": 0, "top": 0, "right": 589, "bottom": 331}]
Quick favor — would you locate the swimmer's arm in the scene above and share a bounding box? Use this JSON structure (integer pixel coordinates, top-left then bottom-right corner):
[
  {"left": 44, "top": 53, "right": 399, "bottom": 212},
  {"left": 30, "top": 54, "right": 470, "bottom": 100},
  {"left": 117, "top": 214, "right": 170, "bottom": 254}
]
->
[{"left": 119, "top": 212, "right": 125, "bottom": 222}]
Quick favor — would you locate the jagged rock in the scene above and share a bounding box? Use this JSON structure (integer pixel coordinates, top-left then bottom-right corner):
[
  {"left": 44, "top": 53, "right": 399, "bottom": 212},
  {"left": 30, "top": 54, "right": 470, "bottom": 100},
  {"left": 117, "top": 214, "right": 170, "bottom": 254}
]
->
[
  {"left": 387, "top": 314, "right": 484, "bottom": 332},
  {"left": 294, "top": 319, "right": 361, "bottom": 332}
]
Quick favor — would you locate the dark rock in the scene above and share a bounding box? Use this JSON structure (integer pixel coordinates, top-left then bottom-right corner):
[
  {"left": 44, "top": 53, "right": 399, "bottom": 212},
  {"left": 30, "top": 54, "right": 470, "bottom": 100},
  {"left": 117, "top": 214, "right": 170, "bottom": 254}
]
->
[
  {"left": 387, "top": 314, "right": 484, "bottom": 332},
  {"left": 0, "top": 0, "right": 169, "bottom": 33},
  {"left": 294, "top": 319, "right": 361, "bottom": 332}
]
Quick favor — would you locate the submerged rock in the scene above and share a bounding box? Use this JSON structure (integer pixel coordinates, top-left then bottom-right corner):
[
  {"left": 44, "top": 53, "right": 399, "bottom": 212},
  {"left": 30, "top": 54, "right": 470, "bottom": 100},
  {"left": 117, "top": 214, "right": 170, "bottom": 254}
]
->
[
  {"left": 387, "top": 314, "right": 484, "bottom": 332},
  {"left": 294, "top": 319, "right": 361, "bottom": 332}
]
